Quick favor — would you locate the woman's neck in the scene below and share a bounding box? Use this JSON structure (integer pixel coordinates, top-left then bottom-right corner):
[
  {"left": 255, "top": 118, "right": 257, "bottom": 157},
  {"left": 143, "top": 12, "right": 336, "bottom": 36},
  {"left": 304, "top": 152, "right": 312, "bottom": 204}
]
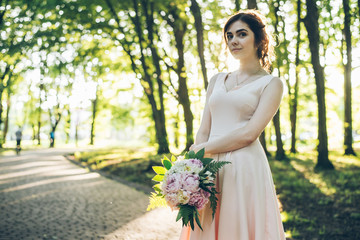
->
[{"left": 238, "top": 57, "right": 262, "bottom": 75}]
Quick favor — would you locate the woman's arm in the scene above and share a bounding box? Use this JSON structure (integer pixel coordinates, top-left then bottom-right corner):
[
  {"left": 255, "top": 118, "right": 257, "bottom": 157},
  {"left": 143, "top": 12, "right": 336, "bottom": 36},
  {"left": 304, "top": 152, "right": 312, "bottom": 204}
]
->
[
  {"left": 192, "top": 77, "right": 283, "bottom": 154},
  {"left": 194, "top": 73, "right": 220, "bottom": 145}
]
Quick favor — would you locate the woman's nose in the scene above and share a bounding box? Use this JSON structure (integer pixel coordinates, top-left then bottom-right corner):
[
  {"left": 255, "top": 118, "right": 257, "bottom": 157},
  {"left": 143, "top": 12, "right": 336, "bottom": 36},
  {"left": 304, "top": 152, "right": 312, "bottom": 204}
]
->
[{"left": 231, "top": 38, "right": 239, "bottom": 45}]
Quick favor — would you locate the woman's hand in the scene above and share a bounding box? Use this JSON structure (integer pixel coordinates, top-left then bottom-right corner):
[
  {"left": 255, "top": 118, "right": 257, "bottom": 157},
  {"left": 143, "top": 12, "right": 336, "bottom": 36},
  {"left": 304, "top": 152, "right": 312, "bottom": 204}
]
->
[{"left": 189, "top": 142, "right": 207, "bottom": 153}]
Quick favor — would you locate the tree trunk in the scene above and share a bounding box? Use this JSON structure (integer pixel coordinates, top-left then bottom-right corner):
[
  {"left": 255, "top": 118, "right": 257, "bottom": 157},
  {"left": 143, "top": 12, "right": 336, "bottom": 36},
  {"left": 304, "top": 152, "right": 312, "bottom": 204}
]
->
[
  {"left": 3, "top": 98, "right": 10, "bottom": 144},
  {"left": 32, "top": 124, "right": 36, "bottom": 141},
  {"left": 303, "top": 0, "right": 334, "bottom": 169},
  {"left": 142, "top": 1, "right": 169, "bottom": 153},
  {"left": 260, "top": 130, "right": 270, "bottom": 156},
  {"left": 342, "top": 0, "right": 356, "bottom": 156},
  {"left": 271, "top": 0, "right": 287, "bottom": 160},
  {"left": 273, "top": 110, "right": 287, "bottom": 160},
  {"left": 90, "top": 95, "right": 97, "bottom": 145},
  {"left": 247, "top": 0, "right": 257, "bottom": 9},
  {"left": 235, "top": 0, "right": 241, "bottom": 11},
  {"left": 170, "top": 12, "right": 194, "bottom": 151},
  {"left": 75, "top": 117, "right": 79, "bottom": 147},
  {"left": 132, "top": 0, "right": 169, "bottom": 154},
  {"left": 0, "top": 65, "right": 10, "bottom": 148},
  {"left": 105, "top": 0, "right": 170, "bottom": 154},
  {"left": 37, "top": 82, "right": 43, "bottom": 146},
  {"left": 290, "top": 0, "right": 301, "bottom": 153},
  {"left": 190, "top": 0, "right": 208, "bottom": 89},
  {"left": 65, "top": 108, "right": 71, "bottom": 144},
  {"left": 0, "top": 89, "right": 3, "bottom": 148}
]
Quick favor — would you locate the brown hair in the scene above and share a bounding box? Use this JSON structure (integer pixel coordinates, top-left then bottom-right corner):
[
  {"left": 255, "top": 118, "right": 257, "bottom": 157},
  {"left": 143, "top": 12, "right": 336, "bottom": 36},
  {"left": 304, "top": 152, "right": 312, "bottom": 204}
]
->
[{"left": 223, "top": 9, "right": 274, "bottom": 72}]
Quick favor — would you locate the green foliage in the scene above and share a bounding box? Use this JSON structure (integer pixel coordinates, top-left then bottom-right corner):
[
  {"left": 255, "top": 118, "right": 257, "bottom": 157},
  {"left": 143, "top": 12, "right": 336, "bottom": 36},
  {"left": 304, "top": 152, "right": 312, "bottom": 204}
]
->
[
  {"left": 152, "top": 166, "right": 166, "bottom": 175},
  {"left": 148, "top": 148, "right": 230, "bottom": 231},
  {"left": 151, "top": 174, "right": 164, "bottom": 182},
  {"left": 201, "top": 161, "right": 229, "bottom": 176},
  {"left": 147, "top": 192, "right": 167, "bottom": 211},
  {"left": 270, "top": 150, "right": 360, "bottom": 239},
  {"left": 176, "top": 205, "right": 201, "bottom": 231},
  {"left": 75, "top": 146, "right": 360, "bottom": 238},
  {"left": 162, "top": 158, "right": 173, "bottom": 170}
]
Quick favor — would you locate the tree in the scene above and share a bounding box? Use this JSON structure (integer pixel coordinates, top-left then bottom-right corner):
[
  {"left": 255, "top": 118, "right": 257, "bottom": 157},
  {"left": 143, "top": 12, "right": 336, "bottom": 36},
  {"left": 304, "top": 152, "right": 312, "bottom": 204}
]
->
[
  {"left": 190, "top": 0, "right": 208, "bottom": 89},
  {"left": 162, "top": 4, "right": 195, "bottom": 150},
  {"left": 342, "top": 0, "right": 356, "bottom": 156},
  {"left": 247, "top": 0, "right": 257, "bottom": 9},
  {"left": 235, "top": 0, "right": 241, "bottom": 11},
  {"left": 303, "top": 0, "right": 334, "bottom": 169},
  {"left": 269, "top": 0, "right": 287, "bottom": 160},
  {"left": 2, "top": 61, "right": 21, "bottom": 144},
  {"left": 103, "top": 0, "right": 170, "bottom": 153},
  {"left": 289, "top": 0, "right": 302, "bottom": 153}
]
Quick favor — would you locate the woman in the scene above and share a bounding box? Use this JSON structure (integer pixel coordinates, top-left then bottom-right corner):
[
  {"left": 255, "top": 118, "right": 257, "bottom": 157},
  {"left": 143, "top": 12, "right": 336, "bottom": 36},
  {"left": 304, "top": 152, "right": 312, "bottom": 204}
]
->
[{"left": 180, "top": 10, "right": 286, "bottom": 240}]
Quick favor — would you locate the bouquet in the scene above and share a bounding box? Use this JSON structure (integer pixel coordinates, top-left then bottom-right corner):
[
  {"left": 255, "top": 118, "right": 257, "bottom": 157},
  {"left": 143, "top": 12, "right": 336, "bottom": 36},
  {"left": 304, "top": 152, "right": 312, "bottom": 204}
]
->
[{"left": 147, "top": 148, "right": 230, "bottom": 231}]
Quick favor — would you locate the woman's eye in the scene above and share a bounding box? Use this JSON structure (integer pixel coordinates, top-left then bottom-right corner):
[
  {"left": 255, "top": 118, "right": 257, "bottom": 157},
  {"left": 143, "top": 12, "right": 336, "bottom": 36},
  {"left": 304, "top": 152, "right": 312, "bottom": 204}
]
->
[
  {"left": 239, "top": 32, "right": 247, "bottom": 37},
  {"left": 227, "top": 35, "right": 233, "bottom": 40}
]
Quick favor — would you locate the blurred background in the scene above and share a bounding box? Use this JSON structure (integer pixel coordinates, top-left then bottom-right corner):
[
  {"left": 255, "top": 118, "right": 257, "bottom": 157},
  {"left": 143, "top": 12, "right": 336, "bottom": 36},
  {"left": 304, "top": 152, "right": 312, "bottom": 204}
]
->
[
  {"left": 1, "top": 0, "right": 359, "bottom": 160},
  {"left": 1, "top": 0, "right": 360, "bottom": 239}
]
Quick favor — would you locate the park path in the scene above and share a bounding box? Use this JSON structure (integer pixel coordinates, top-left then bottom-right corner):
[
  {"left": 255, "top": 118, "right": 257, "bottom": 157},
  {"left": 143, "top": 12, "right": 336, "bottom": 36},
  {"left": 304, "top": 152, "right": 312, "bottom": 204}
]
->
[{"left": 0, "top": 148, "right": 181, "bottom": 240}]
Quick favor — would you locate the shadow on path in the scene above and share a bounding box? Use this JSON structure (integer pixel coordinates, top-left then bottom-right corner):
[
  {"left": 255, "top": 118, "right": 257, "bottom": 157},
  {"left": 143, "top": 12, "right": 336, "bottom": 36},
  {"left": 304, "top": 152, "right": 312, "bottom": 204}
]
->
[{"left": 0, "top": 148, "right": 181, "bottom": 239}]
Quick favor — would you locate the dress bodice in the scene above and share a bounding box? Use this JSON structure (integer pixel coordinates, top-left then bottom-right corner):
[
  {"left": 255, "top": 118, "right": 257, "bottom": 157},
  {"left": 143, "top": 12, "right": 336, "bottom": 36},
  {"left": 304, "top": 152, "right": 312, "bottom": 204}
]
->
[{"left": 208, "top": 72, "right": 274, "bottom": 139}]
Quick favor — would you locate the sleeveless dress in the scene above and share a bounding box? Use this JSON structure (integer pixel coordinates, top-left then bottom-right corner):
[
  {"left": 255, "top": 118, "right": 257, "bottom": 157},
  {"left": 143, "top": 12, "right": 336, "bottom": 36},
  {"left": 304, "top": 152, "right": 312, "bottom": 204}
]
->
[{"left": 180, "top": 73, "right": 286, "bottom": 240}]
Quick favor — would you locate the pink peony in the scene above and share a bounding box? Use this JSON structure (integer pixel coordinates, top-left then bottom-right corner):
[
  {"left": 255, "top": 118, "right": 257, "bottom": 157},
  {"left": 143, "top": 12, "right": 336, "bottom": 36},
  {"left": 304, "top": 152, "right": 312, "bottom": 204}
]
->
[
  {"left": 182, "top": 174, "right": 200, "bottom": 192},
  {"left": 189, "top": 190, "right": 209, "bottom": 210},
  {"left": 188, "top": 158, "right": 203, "bottom": 168},
  {"left": 164, "top": 173, "right": 183, "bottom": 193},
  {"left": 165, "top": 193, "right": 179, "bottom": 208},
  {"left": 200, "top": 188, "right": 211, "bottom": 199}
]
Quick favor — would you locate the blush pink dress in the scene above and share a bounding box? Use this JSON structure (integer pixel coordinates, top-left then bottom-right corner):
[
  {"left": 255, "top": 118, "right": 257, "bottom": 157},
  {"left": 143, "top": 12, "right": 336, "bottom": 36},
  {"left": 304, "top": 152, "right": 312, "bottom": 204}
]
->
[{"left": 179, "top": 73, "right": 286, "bottom": 240}]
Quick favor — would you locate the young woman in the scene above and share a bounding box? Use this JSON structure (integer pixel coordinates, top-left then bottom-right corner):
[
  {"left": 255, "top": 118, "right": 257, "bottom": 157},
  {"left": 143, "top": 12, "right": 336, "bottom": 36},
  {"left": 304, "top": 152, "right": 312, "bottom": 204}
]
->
[{"left": 180, "top": 10, "right": 286, "bottom": 240}]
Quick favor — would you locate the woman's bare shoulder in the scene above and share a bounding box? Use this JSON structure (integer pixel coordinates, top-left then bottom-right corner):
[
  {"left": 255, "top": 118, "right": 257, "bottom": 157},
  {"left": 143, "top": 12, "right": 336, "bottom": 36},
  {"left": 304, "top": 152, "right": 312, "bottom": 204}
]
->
[{"left": 207, "top": 72, "right": 226, "bottom": 91}]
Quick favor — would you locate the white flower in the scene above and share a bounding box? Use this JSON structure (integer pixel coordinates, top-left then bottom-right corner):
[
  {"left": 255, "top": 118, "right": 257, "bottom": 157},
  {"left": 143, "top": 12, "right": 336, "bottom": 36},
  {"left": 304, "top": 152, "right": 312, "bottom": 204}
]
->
[
  {"left": 177, "top": 190, "right": 190, "bottom": 204},
  {"left": 203, "top": 171, "right": 214, "bottom": 184}
]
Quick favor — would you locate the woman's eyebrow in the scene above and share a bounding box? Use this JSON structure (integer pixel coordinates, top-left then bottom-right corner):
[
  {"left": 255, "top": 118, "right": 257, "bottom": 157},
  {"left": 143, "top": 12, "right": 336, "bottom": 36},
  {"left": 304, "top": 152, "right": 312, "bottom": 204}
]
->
[{"left": 227, "top": 28, "right": 248, "bottom": 35}]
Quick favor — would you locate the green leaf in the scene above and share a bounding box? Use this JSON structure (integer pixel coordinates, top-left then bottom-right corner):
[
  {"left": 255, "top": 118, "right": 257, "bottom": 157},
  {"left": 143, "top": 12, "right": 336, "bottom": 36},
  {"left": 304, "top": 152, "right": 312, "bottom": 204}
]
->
[
  {"left": 201, "top": 158, "right": 213, "bottom": 165},
  {"left": 153, "top": 185, "right": 162, "bottom": 193},
  {"left": 210, "top": 193, "right": 218, "bottom": 219},
  {"left": 185, "top": 152, "right": 189, "bottom": 159},
  {"left": 152, "top": 166, "right": 166, "bottom": 175},
  {"left": 171, "top": 155, "right": 177, "bottom": 162},
  {"left": 189, "top": 217, "right": 194, "bottom": 230},
  {"left": 162, "top": 159, "right": 172, "bottom": 170},
  {"left": 179, "top": 205, "right": 198, "bottom": 230},
  {"left": 195, "top": 209, "right": 203, "bottom": 231},
  {"left": 195, "top": 148, "right": 205, "bottom": 159},
  {"left": 199, "top": 183, "right": 212, "bottom": 192},
  {"left": 188, "top": 150, "right": 196, "bottom": 159},
  {"left": 152, "top": 174, "right": 164, "bottom": 182},
  {"left": 147, "top": 192, "right": 167, "bottom": 211},
  {"left": 176, "top": 210, "right": 182, "bottom": 222},
  {"left": 204, "top": 161, "right": 231, "bottom": 175}
]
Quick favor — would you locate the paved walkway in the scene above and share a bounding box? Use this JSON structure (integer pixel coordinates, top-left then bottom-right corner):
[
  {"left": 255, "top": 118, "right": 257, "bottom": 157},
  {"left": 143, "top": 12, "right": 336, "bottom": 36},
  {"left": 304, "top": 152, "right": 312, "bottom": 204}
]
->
[{"left": 0, "top": 148, "right": 181, "bottom": 240}]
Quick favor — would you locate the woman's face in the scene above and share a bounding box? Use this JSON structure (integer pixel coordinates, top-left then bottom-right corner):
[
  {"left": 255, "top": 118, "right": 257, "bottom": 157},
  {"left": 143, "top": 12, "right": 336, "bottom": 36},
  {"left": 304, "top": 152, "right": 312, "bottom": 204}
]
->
[{"left": 225, "top": 20, "right": 257, "bottom": 60}]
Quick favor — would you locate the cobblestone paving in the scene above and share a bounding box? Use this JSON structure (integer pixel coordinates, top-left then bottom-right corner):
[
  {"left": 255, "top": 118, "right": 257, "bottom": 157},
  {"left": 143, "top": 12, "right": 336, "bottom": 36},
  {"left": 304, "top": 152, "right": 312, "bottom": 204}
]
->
[{"left": 0, "top": 148, "right": 181, "bottom": 240}]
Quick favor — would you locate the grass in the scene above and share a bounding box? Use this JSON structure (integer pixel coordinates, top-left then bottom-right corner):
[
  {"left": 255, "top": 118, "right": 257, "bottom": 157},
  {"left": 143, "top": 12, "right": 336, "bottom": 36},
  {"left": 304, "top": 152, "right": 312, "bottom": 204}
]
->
[
  {"left": 270, "top": 151, "right": 360, "bottom": 240},
  {"left": 71, "top": 146, "right": 168, "bottom": 188},
  {"left": 72, "top": 147, "right": 360, "bottom": 240}
]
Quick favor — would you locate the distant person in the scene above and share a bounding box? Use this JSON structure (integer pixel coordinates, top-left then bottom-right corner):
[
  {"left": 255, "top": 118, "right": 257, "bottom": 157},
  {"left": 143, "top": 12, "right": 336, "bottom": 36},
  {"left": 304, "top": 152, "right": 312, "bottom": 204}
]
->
[
  {"left": 15, "top": 127, "right": 22, "bottom": 155},
  {"left": 50, "top": 131, "right": 54, "bottom": 148}
]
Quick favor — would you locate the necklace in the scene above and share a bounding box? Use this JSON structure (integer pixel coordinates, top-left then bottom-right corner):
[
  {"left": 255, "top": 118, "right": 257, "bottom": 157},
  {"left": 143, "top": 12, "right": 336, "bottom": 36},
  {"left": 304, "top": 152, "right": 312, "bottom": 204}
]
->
[{"left": 233, "top": 68, "right": 263, "bottom": 88}]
